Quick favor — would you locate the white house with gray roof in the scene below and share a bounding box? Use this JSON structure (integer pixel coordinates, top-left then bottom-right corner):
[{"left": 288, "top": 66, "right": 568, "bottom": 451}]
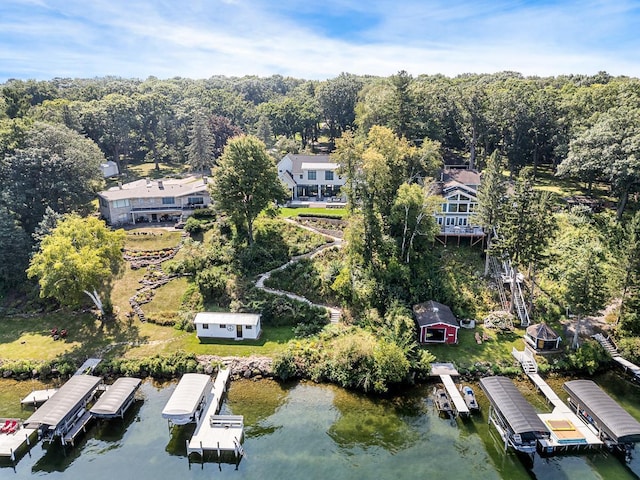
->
[
  {"left": 97, "top": 176, "right": 211, "bottom": 225},
  {"left": 277, "top": 153, "right": 345, "bottom": 201}
]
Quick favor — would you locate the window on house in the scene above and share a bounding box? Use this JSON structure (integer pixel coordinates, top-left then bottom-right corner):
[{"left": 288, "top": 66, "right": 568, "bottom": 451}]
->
[
  {"left": 458, "top": 204, "right": 468, "bottom": 213},
  {"left": 162, "top": 197, "right": 175, "bottom": 205},
  {"left": 113, "top": 199, "right": 130, "bottom": 208},
  {"left": 202, "top": 324, "right": 209, "bottom": 329},
  {"left": 325, "top": 171, "right": 334, "bottom": 181},
  {"left": 219, "top": 324, "right": 226, "bottom": 329},
  {"left": 469, "top": 203, "right": 477, "bottom": 212},
  {"left": 246, "top": 325, "right": 252, "bottom": 330},
  {"left": 437, "top": 217, "right": 443, "bottom": 225},
  {"left": 448, "top": 204, "right": 459, "bottom": 213},
  {"left": 308, "top": 171, "right": 317, "bottom": 180},
  {"left": 188, "top": 197, "right": 204, "bottom": 205},
  {"left": 460, "top": 217, "right": 468, "bottom": 226},
  {"left": 459, "top": 194, "right": 469, "bottom": 201},
  {"left": 445, "top": 217, "right": 455, "bottom": 226},
  {"left": 441, "top": 204, "right": 447, "bottom": 212},
  {"left": 300, "top": 174, "right": 303, "bottom": 179}
]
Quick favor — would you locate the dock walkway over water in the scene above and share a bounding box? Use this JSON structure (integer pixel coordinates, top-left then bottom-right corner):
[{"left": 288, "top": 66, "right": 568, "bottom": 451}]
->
[
  {"left": 513, "top": 348, "right": 603, "bottom": 452},
  {"left": 187, "top": 368, "right": 244, "bottom": 460},
  {"left": 592, "top": 334, "right": 640, "bottom": 381},
  {"left": 429, "top": 363, "right": 470, "bottom": 417},
  {"left": 0, "top": 425, "right": 37, "bottom": 463},
  {"left": 20, "top": 389, "right": 58, "bottom": 407}
]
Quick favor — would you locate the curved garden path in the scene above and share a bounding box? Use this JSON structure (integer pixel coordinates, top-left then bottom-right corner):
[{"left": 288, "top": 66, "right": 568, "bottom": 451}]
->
[{"left": 255, "top": 218, "right": 344, "bottom": 323}]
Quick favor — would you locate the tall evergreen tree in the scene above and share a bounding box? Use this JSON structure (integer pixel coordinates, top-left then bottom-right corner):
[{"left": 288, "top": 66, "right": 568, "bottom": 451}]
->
[{"left": 186, "top": 110, "right": 214, "bottom": 173}]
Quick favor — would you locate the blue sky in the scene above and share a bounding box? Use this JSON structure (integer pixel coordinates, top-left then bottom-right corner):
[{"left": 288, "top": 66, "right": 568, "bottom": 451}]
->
[{"left": 1, "top": 0, "right": 640, "bottom": 81}]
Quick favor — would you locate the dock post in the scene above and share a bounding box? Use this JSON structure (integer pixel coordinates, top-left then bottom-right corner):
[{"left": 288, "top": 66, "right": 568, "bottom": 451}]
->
[
  {"left": 10, "top": 448, "right": 14, "bottom": 462},
  {"left": 217, "top": 441, "right": 220, "bottom": 457}
]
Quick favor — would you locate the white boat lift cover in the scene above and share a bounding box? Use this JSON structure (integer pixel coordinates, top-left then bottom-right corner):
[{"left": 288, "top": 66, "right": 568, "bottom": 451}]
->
[
  {"left": 24, "top": 375, "right": 102, "bottom": 429},
  {"left": 90, "top": 377, "right": 142, "bottom": 418},
  {"left": 162, "top": 373, "right": 211, "bottom": 425}
]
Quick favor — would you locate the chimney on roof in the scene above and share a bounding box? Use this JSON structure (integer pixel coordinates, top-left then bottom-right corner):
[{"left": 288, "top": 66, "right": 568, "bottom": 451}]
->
[
  {"left": 202, "top": 176, "right": 208, "bottom": 184},
  {"left": 158, "top": 180, "right": 164, "bottom": 189}
]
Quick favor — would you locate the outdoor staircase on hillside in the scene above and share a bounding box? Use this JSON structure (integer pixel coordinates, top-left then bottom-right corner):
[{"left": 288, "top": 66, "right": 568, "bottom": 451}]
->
[
  {"left": 512, "top": 348, "right": 538, "bottom": 374},
  {"left": 488, "top": 256, "right": 530, "bottom": 327},
  {"left": 592, "top": 333, "right": 620, "bottom": 357}
]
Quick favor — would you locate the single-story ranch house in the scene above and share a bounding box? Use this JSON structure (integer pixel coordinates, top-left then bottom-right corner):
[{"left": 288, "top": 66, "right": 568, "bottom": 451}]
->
[
  {"left": 98, "top": 176, "right": 211, "bottom": 225},
  {"left": 277, "top": 153, "right": 346, "bottom": 201},
  {"left": 413, "top": 301, "right": 460, "bottom": 344},
  {"left": 194, "top": 312, "right": 262, "bottom": 341}
]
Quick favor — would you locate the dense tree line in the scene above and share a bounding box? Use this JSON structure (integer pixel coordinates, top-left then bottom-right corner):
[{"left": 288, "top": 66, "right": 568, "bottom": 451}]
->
[{"left": 3, "top": 71, "right": 640, "bottom": 315}]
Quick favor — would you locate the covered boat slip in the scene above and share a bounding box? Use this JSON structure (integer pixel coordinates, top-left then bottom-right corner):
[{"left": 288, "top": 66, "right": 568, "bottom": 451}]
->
[
  {"left": 479, "top": 376, "right": 550, "bottom": 453},
  {"left": 90, "top": 377, "right": 142, "bottom": 419},
  {"left": 23, "top": 375, "right": 102, "bottom": 442},
  {"left": 162, "top": 373, "right": 211, "bottom": 426},
  {"left": 563, "top": 380, "right": 640, "bottom": 445}
]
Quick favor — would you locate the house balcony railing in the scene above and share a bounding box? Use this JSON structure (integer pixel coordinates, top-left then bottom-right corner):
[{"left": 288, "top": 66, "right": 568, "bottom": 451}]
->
[{"left": 439, "top": 226, "right": 485, "bottom": 236}]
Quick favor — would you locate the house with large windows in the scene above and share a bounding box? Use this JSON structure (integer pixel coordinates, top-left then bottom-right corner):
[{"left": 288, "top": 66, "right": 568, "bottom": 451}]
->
[
  {"left": 434, "top": 167, "right": 484, "bottom": 243},
  {"left": 277, "top": 153, "right": 345, "bottom": 201},
  {"left": 97, "top": 176, "right": 211, "bottom": 225}
]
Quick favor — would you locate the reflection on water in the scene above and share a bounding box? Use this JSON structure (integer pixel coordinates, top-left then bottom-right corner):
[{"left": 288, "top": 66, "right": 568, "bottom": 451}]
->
[{"left": 0, "top": 373, "right": 638, "bottom": 479}]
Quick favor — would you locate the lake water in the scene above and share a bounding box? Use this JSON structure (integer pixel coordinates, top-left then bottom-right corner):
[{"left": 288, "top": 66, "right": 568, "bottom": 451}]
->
[{"left": 1, "top": 372, "right": 639, "bottom": 479}]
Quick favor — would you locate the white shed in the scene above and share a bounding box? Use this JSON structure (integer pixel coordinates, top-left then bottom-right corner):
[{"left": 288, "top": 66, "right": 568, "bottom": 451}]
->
[{"left": 194, "top": 312, "right": 262, "bottom": 340}]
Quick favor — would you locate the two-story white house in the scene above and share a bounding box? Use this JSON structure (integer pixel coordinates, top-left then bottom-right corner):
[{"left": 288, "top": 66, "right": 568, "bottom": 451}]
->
[
  {"left": 277, "top": 154, "right": 346, "bottom": 201},
  {"left": 434, "top": 168, "right": 484, "bottom": 237},
  {"left": 98, "top": 176, "right": 211, "bottom": 225}
]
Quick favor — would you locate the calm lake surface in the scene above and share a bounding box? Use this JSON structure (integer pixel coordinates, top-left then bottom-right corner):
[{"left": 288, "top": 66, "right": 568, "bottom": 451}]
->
[{"left": 1, "top": 371, "right": 639, "bottom": 479}]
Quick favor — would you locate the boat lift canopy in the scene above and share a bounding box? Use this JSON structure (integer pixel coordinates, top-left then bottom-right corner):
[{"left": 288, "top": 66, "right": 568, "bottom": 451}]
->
[{"left": 563, "top": 380, "right": 640, "bottom": 444}]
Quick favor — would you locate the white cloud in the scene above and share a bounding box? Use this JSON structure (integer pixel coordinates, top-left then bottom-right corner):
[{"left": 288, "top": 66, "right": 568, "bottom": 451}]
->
[{"left": 1, "top": 0, "right": 639, "bottom": 81}]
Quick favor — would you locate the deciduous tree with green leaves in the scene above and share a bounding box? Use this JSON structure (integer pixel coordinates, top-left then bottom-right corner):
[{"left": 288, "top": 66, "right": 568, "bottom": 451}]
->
[
  {"left": 27, "top": 215, "right": 125, "bottom": 309},
  {"left": 210, "top": 135, "right": 288, "bottom": 244}
]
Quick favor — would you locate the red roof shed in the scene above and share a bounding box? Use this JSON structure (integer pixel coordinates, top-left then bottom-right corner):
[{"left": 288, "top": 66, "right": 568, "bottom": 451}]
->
[{"left": 413, "top": 301, "right": 460, "bottom": 344}]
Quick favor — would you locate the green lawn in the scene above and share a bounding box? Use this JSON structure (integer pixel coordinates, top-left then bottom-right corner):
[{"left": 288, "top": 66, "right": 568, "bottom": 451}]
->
[
  {"left": 124, "top": 230, "right": 183, "bottom": 250},
  {"left": 124, "top": 325, "right": 294, "bottom": 358},
  {"left": 279, "top": 207, "right": 347, "bottom": 218},
  {"left": 425, "top": 326, "right": 525, "bottom": 372}
]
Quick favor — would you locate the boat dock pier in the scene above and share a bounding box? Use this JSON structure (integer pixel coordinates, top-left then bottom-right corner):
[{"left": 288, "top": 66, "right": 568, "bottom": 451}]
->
[
  {"left": 0, "top": 422, "right": 37, "bottom": 463},
  {"left": 20, "top": 389, "right": 58, "bottom": 407},
  {"left": 512, "top": 348, "right": 604, "bottom": 454},
  {"left": 592, "top": 334, "right": 640, "bottom": 382},
  {"left": 430, "top": 363, "right": 470, "bottom": 417},
  {"left": 564, "top": 379, "right": 640, "bottom": 462},
  {"left": 186, "top": 368, "right": 244, "bottom": 462}
]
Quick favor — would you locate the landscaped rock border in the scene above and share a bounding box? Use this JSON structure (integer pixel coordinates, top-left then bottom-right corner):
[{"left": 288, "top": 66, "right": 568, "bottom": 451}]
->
[{"left": 197, "top": 355, "right": 273, "bottom": 379}]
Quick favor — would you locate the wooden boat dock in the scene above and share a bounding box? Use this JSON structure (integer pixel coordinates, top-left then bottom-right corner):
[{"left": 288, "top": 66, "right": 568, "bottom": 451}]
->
[
  {"left": 20, "top": 389, "right": 58, "bottom": 407},
  {"left": 564, "top": 379, "right": 640, "bottom": 462},
  {"left": 0, "top": 422, "right": 37, "bottom": 463},
  {"left": 512, "top": 349, "right": 604, "bottom": 454},
  {"left": 186, "top": 368, "right": 244, "bottom": 461},
  {"left": 23, "top": 375, "right": 102, "bottom": 445},
  {"left": 429, "top": 363, "right": 470, "bottom": 417},
  {"left": 440, "top": 375, "right": 470, "bottom": 417}
]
